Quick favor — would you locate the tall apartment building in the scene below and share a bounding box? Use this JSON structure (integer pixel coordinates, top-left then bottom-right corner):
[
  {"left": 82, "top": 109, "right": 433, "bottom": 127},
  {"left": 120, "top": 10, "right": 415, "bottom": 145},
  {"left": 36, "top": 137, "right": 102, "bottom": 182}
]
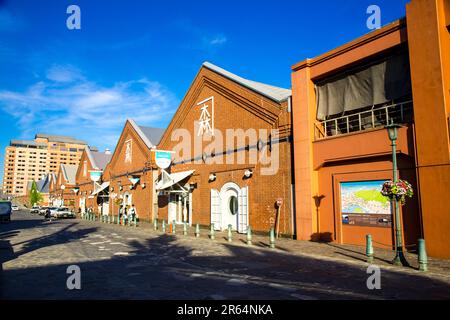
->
[{"left": 2, "top": 134, "right": 93, "bottom": 196}]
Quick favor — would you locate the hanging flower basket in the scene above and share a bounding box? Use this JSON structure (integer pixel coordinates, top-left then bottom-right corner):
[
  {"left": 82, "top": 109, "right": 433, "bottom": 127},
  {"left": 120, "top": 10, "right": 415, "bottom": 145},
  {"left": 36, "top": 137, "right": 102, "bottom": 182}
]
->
[{"left": 380, "top": 180, "right": 414, "bottom": 205}]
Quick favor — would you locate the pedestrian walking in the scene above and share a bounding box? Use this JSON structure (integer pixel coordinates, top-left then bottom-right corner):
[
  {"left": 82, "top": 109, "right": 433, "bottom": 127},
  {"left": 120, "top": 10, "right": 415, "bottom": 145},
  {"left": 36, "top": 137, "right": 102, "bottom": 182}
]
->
[{"left": 129, "top": 204, "right": 137, "bottom": 221}]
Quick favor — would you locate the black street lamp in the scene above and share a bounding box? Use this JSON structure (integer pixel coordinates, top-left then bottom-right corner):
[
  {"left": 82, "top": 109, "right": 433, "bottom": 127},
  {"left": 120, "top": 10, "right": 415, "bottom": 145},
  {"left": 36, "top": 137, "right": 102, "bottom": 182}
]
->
[{"left": 386, "top": 119, "right": 409, "bottom": 267}]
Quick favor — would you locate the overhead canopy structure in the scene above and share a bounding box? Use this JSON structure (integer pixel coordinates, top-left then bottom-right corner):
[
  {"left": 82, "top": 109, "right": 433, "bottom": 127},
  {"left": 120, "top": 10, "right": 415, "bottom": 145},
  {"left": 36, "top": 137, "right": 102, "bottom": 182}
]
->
[
  {"left": 156, "top": 170, "right": 195, "bottom": 191},
  {"left": 92, "top": 181, "right": 110, "bottom": 196},
  {"left": 315, "top": 51, "right": 412, "bottom": 120}
]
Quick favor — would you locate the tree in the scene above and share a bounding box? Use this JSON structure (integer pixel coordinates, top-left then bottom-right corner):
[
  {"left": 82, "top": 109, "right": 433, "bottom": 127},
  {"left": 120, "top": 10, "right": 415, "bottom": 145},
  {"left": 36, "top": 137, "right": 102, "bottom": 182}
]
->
[{"left": 30, "top": 180, "right": 43, "bottom": 207}]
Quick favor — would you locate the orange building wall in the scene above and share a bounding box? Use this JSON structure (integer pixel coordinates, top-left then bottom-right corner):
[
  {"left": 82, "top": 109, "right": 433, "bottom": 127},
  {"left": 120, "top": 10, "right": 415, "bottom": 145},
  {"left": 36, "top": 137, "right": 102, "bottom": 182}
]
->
[
  {"left": 406, "top": 0, "right": 450, "bottom": 259},
  {"left": 291, "top": 22, "right": 410, "bottom": 242}
]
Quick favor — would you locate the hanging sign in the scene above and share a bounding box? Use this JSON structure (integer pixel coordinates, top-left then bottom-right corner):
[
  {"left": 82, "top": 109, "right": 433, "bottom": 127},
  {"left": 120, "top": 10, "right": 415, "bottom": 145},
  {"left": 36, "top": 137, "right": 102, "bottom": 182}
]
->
[
  {"left": 129, "top": 177, "right": 140, "bottom": 185},
  {"left": 153, "top": 150, "right": 173, "bottom": 169},
  {"left": 89, "top": 170, "right": 102, "bottom": 182}
]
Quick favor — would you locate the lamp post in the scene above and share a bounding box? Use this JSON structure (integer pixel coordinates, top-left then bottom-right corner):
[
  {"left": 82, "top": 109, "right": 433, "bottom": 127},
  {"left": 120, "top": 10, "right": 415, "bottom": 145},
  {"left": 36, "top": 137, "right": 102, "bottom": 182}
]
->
[{"left": 386, "top": 120, "right": 409, "bottom": 267}]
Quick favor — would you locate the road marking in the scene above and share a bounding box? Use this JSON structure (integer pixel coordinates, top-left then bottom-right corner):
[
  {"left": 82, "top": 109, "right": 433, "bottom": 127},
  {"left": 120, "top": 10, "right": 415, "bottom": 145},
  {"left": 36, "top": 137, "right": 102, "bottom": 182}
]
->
[
  {"left": 190, "top": 273, "right": 204, "bottom": 278},
  {"left": 113, "top": 252, "right": 129, "bottom": 256},
  {"left": 290, "top": 293, "right": 318, "bottom": 300},
  {"left": 110, "top": 242, "right": 129, "bottom": 246},
  {"left": 227, "top": 278, "right": 248, "bottom": 286},
  {"left": 90, "top": 241, "right": 110, "bottom": 245},
  {"left": 269, "top": 283, "right": 297, "bottom": 292},
  {"left": 127, "top": 273, "right": 141, "bottom": 277}
]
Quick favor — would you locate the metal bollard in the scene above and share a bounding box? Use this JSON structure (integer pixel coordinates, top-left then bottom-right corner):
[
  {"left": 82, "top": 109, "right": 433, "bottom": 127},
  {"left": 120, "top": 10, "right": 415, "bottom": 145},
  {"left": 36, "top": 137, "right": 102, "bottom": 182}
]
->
[
  {"left": 247, "top": 226, "right": 252, "bottom": 245},
  {"left": 195, "top": 223, "right": 200, "bottom": 238},
  {"left": 162, "top": 220, "right": 166, "bottom": 233},
  {"left": 366, "top": 234, "right": 374, "bottom": 263},
  {"left": 153, "top": 218, "right": 158, "bottom": 231},
  {"left": 418, "top": 239, "right": 428, "bottom": 272},
  {"left": 227, "top": 224, "right": 232, "bottom": 242},
  {"left": 210, "top": 223, "right": 215, "bottom": 240},
  {"left": 183, "top": 222, "right": 187, "bottom": 236},
  {"left": 269, "top": 227, "right": 275, "bottom": 249},
  {"left": 172, "top": 220, "right": 176, "bottom": 234}
]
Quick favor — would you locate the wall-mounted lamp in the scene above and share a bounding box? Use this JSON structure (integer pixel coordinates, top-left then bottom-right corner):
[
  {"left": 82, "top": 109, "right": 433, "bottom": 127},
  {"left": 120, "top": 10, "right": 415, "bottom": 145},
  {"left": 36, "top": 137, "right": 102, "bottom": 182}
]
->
[
  {"left": 244, "top": 169, "right": 253, "bottom": 179},
  {"left": 141, "top": 183, "right": 146, "bottom": 189},
  {"left": 209, "top": 173, "right": 217, "bottom": 182}
]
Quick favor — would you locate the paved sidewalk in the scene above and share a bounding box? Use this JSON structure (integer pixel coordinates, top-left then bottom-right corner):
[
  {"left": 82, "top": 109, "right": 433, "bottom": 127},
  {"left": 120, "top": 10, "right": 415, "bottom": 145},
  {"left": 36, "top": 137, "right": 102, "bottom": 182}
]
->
[
  {"left": 123, "top": 218, "right": 450, "bottom": 279},
  {"left": 1, "top": 211, "right": 450, "bottom": 300}
]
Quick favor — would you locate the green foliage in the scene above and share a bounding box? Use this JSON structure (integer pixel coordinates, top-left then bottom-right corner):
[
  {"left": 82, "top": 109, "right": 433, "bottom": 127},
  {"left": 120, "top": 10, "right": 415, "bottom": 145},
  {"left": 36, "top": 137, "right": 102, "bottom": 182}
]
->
[
  {"left": 29, "top": 180, "right": 43, "bottom": 207},
  {"left": 355, "top": 189, "right": 389, "bottom": 204}
]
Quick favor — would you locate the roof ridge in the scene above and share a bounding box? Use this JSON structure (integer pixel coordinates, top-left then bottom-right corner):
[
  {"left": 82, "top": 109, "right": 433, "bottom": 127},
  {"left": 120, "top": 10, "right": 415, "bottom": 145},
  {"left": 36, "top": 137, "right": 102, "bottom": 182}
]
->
[{"left": 202, "top": 61, "right": 291, "bottom": 102}]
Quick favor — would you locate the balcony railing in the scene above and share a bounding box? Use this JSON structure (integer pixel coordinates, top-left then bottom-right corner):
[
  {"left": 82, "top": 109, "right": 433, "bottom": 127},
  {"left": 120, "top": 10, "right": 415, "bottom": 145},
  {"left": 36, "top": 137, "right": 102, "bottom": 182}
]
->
[{"left": 315, "top": 100, "right": 413, "bottom": 140}]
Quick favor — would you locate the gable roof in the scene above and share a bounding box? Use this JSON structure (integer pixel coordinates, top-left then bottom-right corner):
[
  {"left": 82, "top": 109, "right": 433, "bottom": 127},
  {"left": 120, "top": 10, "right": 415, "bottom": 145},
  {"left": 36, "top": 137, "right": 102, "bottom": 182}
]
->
[
  {"left": 85, "top": 147, "right": 112, "bottom": 171},
  {"left": 36, "top": 174, "right": 52, "bottom": 193},
  {"left": 60, "top": 164, "right": 78, "bottom": 185},
  {"left": 128, "top": 119, "right": 165, "bottom": 149},
  {"left": 202, "top": 62, "right": 292, "bottom": 103}
]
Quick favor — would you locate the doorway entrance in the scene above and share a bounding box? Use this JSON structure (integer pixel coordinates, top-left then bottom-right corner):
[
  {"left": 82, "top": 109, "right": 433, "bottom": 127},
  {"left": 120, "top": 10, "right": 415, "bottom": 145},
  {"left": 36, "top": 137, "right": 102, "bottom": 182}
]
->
[
  {"left": 168, "top": 193, "right": 190, "bottom": 224},
  {"left": 211, "top": 182, "right": 249, "bottom": 233}
]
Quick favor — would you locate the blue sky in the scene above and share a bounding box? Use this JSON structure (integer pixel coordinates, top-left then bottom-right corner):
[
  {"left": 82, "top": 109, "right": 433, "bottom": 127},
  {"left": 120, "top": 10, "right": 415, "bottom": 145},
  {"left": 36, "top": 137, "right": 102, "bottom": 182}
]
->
[{"left": 0, "top": 0, "right": 409, "bottom": 182}]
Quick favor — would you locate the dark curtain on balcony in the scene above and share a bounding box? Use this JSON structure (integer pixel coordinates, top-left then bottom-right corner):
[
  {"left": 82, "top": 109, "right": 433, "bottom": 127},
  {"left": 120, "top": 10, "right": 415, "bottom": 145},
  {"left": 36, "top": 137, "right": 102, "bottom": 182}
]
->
[{"left": 315, "top": 52, "right": 412, "bottom": 120}]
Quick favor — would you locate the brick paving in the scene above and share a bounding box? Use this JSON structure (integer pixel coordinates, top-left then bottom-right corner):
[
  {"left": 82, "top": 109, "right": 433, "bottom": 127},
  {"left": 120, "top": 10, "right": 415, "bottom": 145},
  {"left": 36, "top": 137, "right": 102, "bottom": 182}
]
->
[{"left": 1, "top": 210, "right": 449, "bottom": 300}]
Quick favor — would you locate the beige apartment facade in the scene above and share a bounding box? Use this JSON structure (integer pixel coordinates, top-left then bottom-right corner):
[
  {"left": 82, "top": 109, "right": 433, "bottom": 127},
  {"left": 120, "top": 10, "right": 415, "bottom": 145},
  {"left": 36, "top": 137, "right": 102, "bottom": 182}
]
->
[{"left": 2, "top": 134, "right": 91, "bottom": 196}]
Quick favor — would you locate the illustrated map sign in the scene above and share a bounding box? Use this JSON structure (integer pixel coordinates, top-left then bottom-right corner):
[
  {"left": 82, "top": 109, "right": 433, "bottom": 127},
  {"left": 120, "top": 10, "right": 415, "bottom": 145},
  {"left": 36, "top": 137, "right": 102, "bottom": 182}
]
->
[{"left": 340, "top": 180, "right": 392, "bottom": 228}]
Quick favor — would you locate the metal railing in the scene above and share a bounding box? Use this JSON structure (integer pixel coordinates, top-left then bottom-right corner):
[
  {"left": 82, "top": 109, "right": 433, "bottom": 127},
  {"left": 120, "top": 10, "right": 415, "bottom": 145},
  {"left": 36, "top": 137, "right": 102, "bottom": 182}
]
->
[{"left": 315, "top": 100, "right": 413, "bottom": 140}]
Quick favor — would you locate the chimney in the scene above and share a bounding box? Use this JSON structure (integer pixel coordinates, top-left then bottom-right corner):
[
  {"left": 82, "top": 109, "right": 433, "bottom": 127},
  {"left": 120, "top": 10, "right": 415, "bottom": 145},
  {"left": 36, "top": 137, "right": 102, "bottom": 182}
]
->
[{"left": 105, "top": 148, "right": 111, "bottom": 155}]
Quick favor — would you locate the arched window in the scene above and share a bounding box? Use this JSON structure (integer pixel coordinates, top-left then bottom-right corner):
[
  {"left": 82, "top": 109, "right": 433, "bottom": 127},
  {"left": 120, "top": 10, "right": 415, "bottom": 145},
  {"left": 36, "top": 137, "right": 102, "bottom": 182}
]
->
[{"left": 229, "top": 196, "right": 238, "bottom": 215}]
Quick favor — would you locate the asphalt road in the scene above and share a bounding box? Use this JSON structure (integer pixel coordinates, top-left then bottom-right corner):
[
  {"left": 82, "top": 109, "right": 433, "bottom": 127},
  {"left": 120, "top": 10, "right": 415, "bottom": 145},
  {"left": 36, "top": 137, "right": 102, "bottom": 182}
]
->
[{"left": 1, "top": 211, "right": 450, "bottom": 300}]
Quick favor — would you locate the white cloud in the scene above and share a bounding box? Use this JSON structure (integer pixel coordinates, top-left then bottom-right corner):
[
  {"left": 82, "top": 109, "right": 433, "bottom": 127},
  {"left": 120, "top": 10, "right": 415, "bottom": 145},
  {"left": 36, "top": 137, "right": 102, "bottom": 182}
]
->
[
  {"left": 0, "top": 66, "right": 178, "bottom": 150},
  {"left": 46, "top": 65, "right": 84, "bottom": 83},
  {"left": 208, "top": 34, "right": 227, "bottom": 46}
]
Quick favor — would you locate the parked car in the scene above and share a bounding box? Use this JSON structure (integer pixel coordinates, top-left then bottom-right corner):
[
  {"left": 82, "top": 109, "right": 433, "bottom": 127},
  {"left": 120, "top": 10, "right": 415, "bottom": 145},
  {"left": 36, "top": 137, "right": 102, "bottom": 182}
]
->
[
  {"left": 0, "top": 201, "right": 12, "bottom": 222},
  {"left": 11, "top": 205, "right": 19, "bottom": 211},
  {"left": 51, "top": 207, "right": 75, "bottom": 219},
  {"left": 30, "top": 206, "right": 40, "bottom": 214},
  {"left": 39, "top": 207, "right": 49, "bottom": 216}
]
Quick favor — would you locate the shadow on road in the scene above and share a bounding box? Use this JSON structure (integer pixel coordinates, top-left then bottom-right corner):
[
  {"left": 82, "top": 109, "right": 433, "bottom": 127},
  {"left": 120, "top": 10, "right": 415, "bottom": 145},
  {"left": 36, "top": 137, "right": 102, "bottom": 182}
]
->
[{"left": 1, "top": 224, "right": 450, "bottom": 300}]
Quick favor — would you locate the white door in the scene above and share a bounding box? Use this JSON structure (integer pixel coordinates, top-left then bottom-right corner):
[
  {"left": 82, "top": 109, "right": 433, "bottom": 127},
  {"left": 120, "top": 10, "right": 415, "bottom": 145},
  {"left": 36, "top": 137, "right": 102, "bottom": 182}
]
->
[
  {"left": 223, "top": 188, "right": 239, "bottom": 231},
  {"left": 80, "top": 198, "right": 86, "bottom": 213},
  {"left": 238, "top": 186, "right": 249, "bottom": 233},
  {"left": 102, "top": 201, "right": 109, "bottom": 216},
  {"left": 168, "top": 194, "right": 177, "bottom": 224},
  {"left": 210, "top": 189, "right": 221, "bottom": 230}
]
